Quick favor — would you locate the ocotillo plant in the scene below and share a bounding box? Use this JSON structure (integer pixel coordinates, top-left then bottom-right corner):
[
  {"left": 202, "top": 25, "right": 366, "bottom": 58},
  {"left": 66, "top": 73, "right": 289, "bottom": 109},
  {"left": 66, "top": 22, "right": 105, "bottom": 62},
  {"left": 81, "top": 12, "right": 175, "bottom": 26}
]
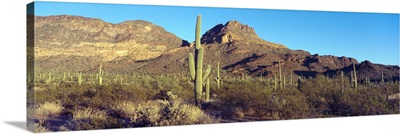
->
[{"left": 188, "top": 15, "right": 211, "bottom": 107}]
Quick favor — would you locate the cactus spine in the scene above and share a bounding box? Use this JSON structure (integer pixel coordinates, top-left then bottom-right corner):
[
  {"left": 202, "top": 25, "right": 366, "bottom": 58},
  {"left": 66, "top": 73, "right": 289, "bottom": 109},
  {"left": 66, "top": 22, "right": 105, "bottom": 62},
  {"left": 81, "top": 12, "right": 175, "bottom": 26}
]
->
[{"left": 188, "top": 15, "right": 211, "bottom": 107}]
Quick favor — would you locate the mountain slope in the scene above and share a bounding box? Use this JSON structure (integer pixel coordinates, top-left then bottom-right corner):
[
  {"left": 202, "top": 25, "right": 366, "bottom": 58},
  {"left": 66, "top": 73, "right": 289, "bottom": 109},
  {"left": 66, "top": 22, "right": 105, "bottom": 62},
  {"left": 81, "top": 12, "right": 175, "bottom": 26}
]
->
[
  {"left": 33, "top": 15, "right": 189, "bottom": 71},
  {"left": 31, "top": 15, "right": 399, "bottom": 81},
  {"left": 136, "top": 20, "right": 366, "bottom": 79}
]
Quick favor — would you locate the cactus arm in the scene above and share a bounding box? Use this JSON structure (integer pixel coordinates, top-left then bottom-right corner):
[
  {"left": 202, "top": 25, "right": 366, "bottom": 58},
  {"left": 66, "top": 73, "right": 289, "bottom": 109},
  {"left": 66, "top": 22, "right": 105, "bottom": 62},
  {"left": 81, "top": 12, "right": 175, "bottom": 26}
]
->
[
  {"left": 202, "top": 65, "right": 211, "bottom": 81},
  {"left": 188, "top": 53, "right": 195, "bottom": 80}
]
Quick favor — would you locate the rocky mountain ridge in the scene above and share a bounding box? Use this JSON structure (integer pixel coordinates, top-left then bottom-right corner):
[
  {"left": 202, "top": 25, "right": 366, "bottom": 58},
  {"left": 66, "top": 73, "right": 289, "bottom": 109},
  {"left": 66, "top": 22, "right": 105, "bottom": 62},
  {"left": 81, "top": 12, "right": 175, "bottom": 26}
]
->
[{"left": 31, "top": 15, "right": 399, "bottom": 81}]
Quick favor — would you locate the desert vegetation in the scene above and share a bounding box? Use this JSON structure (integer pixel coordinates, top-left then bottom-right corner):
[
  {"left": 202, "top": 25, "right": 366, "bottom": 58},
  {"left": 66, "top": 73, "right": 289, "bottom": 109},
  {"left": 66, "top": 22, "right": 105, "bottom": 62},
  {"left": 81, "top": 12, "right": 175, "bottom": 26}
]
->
[
  {"left": 27, "top": 15, "right": 399, "bottom": 132},
  {"left": 27, "top": 64, "right": 399, "bottom": 132}
]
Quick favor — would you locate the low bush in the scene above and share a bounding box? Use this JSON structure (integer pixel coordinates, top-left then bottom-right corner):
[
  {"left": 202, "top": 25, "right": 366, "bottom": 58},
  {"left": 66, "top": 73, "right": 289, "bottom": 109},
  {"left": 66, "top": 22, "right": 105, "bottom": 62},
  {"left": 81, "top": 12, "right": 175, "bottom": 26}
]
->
[
  {"left": 111, "top": 99, "right": 217, "bottom": 127},
  {"left": 35, "top": 101, "right": 64, "bottom": 123}
]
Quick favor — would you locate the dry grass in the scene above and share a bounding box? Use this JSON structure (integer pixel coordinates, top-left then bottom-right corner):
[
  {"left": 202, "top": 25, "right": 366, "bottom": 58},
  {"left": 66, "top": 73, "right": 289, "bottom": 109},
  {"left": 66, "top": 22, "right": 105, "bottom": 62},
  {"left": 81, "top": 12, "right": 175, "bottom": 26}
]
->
[
  {"left": 27, "top": 123, "right": 51, "bottom": 133},
  {"left": 165, "top": 101, "right": 216, "bottom": 125},
  {"left": 72, "top": 108, "right": 108, "bottom": 121},
  {"left": 111, "top": 99, "right": 216, "bottom": 126},
  {"left": 35, "top": 102, "right": 63, "bottom": 123},
  {"left": 111, "top": 100, "right": 164, "bottom": 123},
  {"left": 111, "top": 101, "right": 137, "bottom": 118}
]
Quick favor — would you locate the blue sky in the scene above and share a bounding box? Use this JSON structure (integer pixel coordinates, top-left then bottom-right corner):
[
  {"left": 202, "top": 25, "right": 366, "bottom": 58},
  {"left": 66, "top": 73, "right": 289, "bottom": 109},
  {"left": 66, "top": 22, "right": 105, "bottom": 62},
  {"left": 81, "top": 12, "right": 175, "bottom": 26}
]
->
[{"left": 33, "top": 1, "right": 399, "bottom": 66}]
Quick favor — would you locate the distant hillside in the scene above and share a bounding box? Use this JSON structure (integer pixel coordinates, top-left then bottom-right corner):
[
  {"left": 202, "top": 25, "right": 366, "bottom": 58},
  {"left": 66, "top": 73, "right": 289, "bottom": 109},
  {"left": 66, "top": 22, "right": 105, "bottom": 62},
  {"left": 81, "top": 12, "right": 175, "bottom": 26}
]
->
[
  {"left": 31, "top": 15, "right": 399, "bottom": 81},
  {"left": 32, "top": 15, "right": 188, "bottom": 71}
]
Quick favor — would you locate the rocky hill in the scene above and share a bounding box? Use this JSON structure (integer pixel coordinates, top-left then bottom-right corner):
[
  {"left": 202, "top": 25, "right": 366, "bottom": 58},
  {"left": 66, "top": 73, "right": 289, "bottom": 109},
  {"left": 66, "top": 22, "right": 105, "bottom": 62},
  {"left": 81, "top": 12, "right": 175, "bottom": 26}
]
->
[
  {"left": 31, "top": 15, "right": 399, "bottom": 81},
  {"left": 33, "top": 15, "right": 188, "bottom": 71},
  {"left": 135, "top": 20, "right": 366, "bottom": 78}
]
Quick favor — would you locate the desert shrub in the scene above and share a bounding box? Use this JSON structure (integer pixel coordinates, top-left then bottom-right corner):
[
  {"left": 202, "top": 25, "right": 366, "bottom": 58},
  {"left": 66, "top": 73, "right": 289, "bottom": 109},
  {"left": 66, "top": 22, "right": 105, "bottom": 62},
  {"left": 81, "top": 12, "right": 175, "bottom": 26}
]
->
[
  {"left": 35, "top": 102, "right": 64, "bottom": 123},
  {"left": 111, "top": 99, "right": 216, "bottom": 127},
  {"left": 28, "top": 123, "right": 51, "bottom": 133},
  {"left": 72, "top": 108, "right": 107, "bottom": 120},
  {"left": 344, "top": 89, "right": 396, "bottom": 116},
  {"left": 69, "top": 107, "right": 120, "bottom": 130},
  {"left": 159, "top": 99, "right": 217, "bottom": 126},
  {"left": 300, "top": 74, "right": 399, "bottom": 117},
  {"left": 217, "top": 79, "right": 311, "bottom": 120},
  {"left": 300, "top": 75, "right": 334, "bottom": 112},
  {"left": 272, "top": 90, "right": 311, "bottom": 119}
]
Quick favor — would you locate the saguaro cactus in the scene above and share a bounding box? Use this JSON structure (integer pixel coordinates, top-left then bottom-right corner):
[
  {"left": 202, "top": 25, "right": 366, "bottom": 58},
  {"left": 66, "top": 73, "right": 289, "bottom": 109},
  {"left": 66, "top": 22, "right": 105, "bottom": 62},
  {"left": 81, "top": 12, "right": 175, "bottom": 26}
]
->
[
  {"left": 205, "top": 77, "right": 210, "bottom": 102},
  {"left": 283, "top": 75, "right": 286, "bottom": 90},
  {"left": 350, "top": 71, "right": 354, "bottom": 88},
  {"left": 353, "top": 61, "right": 357, "bottom": 91},
  {"left": 290, "top": 71, "right": 293, "bottom": 85},
  {"left": 188, "top": 15, "right": 211, "bottom": 107},
  {"left": 340, "top": 71, "right": 344, "bottom": 93},
  {"left": 274, "top": 74, "right": 277, "bottom": 91},
  {"left": 297, "top": 76, "right": 302, "bottom": 92},
  {"left": 278, "top": 61, "right": 282, "bottom": 90},
  {"left": 215, "top": 62, "right": 221, "bottom": 89},
  {"left": 99, "top": 63, "right": 103, "bottom": 85},
  {"left": 381, "top": 70, "right": 384, "bottom": 84},
  {"left": 78, "top": 72, "right": 83, "bottom": 85}
]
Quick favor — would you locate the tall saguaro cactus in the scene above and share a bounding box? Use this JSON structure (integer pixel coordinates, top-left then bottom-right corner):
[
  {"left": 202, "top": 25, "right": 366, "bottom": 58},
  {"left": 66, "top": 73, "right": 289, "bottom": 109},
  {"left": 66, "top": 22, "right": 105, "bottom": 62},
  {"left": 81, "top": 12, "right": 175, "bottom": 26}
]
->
[
  {"left": 215, "top": 62, "right": 221, "bottom": 89},
  {"left": 283, "top": 75, "right": 286, "bottom": 90},
  {"left": 353, "top": 61, "right": 357, "bottom": 91},
  {"left": 278, "top": 61, "right": 282, "bottom": 90},
  {"left": 340, "top": 71, "right": 344, "bottom": 93},
  {"left": 297, "top": 76, "right": 302, "bottom": 92},
  {"left": 274, "top": 74, "right": 277, "bottom": 91},
  {"left": 99, "top": 63, "right": 103, "bottom": 85},
  {"left": 381, "top": 70, "right": 384, "bottom": 84},
  {"left": 188, "top": 15, "right": 211, "bottom": 107}
]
